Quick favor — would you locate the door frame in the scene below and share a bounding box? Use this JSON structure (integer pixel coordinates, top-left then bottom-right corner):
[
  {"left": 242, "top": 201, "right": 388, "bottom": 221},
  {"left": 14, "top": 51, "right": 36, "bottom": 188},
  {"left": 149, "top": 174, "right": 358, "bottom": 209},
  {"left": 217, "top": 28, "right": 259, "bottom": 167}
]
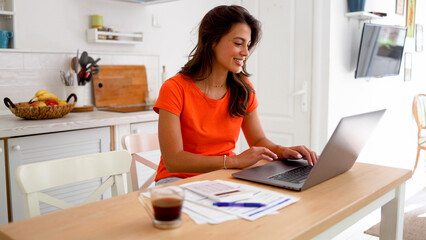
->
[{"left": 311, "top": 0, "right": 331, "bottom": 152}]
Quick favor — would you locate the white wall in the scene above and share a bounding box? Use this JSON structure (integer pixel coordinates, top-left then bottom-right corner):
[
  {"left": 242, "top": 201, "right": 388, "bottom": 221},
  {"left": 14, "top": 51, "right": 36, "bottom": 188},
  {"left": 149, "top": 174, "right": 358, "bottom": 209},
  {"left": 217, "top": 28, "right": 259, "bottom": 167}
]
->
[
  {"left": 0, "top": 0, "right": 238, "bottom": 111},
  {"left": 13, "top": 0, "right": 238, "bottom": 75},
  {"left": 328, "top": 0, "right": 426, "bottom": 169}
]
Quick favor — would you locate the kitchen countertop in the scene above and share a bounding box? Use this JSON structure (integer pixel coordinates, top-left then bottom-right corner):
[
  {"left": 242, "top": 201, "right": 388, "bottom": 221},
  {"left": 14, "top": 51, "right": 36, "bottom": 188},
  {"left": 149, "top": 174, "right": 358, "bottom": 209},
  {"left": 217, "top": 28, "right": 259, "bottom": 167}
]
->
[{"left": 0, "top": 109, "right": 158, "bottom": 138}]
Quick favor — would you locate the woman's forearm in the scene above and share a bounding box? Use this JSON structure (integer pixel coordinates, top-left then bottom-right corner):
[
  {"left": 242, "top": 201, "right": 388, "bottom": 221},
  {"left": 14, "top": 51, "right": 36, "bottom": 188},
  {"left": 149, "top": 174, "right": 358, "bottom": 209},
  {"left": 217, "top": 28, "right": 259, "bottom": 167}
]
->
[{"left": 162, "top": 151, "right": 225, "bottom": 173}]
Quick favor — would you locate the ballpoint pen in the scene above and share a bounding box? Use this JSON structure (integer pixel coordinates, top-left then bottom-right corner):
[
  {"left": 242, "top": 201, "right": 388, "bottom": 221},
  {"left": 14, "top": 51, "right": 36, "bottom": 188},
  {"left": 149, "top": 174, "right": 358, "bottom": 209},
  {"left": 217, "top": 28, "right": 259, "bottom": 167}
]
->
[{"left": 213, "top": 202, "right": 266, "bottom": 208}]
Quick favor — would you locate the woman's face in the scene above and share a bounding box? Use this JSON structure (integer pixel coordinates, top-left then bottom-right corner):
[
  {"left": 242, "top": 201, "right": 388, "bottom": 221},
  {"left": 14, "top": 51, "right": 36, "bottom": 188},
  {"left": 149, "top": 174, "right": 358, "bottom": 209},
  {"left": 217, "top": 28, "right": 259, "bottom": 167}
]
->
[{"left": 212, "top": 23, "right": 251, "bottom": 74}]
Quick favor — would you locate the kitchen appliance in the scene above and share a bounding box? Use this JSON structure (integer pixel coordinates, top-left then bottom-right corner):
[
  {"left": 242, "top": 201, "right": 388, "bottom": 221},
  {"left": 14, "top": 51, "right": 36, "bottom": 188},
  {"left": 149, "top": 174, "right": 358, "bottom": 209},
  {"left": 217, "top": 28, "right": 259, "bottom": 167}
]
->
[{"left": 93, "top": 65, "right": 152, "bottom": 112}]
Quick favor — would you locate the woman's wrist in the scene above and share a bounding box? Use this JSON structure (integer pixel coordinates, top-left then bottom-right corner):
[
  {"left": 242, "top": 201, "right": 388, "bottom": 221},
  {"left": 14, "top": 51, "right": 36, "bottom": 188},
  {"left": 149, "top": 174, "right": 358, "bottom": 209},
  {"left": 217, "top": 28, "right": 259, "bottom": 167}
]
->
[
  {"left": 274, "top": 145, "right": 287, "bottom": 159},
  {"left": 223, "top": 155, "right": 236, "bottom": 169}
]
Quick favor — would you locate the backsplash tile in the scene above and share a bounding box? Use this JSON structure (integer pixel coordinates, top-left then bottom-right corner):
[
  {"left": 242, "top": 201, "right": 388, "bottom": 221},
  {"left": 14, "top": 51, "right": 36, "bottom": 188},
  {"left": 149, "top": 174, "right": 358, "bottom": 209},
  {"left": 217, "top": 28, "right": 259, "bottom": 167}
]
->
[
  {"left": 0, "top": 53, "right": 24, "bottom": 70},
  {"left": 23, "top": 53, "right": 72, "bottom": 70}
]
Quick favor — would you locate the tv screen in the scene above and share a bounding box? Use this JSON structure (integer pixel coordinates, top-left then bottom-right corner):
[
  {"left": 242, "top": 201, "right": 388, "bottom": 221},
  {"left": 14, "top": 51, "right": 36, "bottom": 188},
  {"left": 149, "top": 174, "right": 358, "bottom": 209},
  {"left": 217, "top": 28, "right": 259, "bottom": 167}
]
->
[{"left": 355, "top": 23, "right": 407, "bottom": 79}]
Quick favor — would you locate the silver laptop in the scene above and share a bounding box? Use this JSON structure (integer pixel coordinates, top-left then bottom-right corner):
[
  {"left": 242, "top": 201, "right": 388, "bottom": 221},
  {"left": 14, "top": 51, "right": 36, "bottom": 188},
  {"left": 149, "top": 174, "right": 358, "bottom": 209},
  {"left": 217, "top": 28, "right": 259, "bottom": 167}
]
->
[{"left": 232, "top": 109, "right": 386, "bottom": 191}]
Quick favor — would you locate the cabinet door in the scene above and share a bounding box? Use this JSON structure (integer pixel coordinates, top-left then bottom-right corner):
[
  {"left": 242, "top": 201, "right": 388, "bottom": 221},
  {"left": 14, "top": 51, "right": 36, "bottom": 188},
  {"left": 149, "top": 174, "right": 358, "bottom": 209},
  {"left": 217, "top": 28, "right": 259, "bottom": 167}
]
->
[
  {"left": 130, "top": 121, "right": 158, "bottom": 135},
  {"left": 0, "top": 140, "right": 8, "bottom": 224},
  {"left": 8, "top": 127, "right": 110, "bottom": 221}
]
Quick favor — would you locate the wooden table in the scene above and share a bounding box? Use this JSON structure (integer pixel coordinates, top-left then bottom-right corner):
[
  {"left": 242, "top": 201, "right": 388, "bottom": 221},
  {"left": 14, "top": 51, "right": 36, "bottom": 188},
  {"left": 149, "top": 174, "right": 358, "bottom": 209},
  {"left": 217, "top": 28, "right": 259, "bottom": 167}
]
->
[{"left": 0, "top": 162, "right": 411, "bottom": 240}]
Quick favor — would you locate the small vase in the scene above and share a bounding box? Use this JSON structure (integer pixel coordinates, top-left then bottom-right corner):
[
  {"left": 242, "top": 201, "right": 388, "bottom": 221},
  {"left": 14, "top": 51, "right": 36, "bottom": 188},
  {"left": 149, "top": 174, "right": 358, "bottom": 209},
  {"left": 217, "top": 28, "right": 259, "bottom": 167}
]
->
[{"left": 347, "top": 0, "right": 366, "bottom": 12}]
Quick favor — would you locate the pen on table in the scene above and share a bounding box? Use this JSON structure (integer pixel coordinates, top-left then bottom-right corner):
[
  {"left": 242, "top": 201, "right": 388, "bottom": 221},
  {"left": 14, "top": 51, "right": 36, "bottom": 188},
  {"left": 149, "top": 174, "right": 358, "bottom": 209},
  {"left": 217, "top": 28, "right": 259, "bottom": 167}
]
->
[{"left": 213, "top": 202, "right": 266, "bottom": 208}]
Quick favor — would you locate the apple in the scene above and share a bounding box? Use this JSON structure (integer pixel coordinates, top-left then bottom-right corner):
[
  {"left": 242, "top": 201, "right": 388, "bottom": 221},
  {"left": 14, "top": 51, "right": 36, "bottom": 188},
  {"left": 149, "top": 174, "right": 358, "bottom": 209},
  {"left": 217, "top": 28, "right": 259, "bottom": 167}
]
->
[
  {"left": 46, "top": 100, "right": 59, "bottom": 106},
  {"left": 31, "top": 101, "right": 47, "bottom": 107}
]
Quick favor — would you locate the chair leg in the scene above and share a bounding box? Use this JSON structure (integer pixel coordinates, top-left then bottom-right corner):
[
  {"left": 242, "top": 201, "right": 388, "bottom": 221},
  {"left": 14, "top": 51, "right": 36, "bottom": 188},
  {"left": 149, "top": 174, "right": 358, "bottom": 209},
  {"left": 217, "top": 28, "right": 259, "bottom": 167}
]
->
[
  {"left": 140, "top": 173, "right": 156, "bottom": 191},
  {"left": 130, "top": 158, "right": 139, "bottom": 192},
  {"left": 414, "top": 146, "right": 421, "bottom": 174}
]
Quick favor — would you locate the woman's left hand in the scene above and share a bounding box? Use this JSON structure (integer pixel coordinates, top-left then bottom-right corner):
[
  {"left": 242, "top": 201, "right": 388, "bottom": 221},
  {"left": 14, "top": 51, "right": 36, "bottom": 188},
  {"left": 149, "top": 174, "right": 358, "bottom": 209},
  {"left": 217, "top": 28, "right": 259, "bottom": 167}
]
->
[{"left": 279, "top": 145, "right": 318, "bottom": 166}]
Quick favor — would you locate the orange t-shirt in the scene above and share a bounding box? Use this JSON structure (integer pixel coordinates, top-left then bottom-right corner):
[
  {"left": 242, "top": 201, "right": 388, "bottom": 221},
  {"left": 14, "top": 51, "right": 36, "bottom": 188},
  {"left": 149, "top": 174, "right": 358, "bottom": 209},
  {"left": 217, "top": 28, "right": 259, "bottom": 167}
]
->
[{"left": 153, "top": 73, "right": 258, "bottom": 181}]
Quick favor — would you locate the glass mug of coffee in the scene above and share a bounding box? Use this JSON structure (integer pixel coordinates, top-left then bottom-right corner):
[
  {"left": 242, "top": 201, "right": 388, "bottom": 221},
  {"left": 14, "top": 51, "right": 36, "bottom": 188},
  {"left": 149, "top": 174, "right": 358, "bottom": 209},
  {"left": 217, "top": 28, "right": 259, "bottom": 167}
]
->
[{"left": 139, "top": 186, "right": 184, "bottom": 229}]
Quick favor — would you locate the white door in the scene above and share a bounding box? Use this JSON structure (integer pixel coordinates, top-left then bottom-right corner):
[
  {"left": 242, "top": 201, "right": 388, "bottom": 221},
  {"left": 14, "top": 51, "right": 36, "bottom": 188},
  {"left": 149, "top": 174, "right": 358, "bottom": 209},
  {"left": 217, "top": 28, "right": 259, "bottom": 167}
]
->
[{"left": 242, "top": 0, "right": 313, "bottom": 148}]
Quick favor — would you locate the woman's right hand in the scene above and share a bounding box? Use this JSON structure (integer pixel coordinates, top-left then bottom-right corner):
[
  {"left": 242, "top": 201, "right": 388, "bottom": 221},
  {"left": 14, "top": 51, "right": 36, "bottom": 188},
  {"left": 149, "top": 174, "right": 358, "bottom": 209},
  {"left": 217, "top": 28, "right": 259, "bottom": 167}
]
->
[{"left": 229, "top": 146, "right": 278, "bottom": 169}]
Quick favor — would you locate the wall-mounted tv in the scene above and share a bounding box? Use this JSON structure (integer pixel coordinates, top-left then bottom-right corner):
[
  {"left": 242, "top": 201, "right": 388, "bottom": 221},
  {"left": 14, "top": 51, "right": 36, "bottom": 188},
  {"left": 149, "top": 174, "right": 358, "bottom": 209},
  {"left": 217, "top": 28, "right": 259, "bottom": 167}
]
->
[{"left": 355, "top": 23, "right": 407, "bottom": 79}]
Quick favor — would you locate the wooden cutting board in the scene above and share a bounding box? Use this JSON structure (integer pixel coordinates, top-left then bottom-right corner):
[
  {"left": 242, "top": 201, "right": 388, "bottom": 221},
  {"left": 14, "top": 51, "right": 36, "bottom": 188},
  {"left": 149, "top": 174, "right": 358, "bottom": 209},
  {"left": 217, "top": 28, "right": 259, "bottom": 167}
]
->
[{"left": 92, "top": 65, "right": 148, "bottom": 107}]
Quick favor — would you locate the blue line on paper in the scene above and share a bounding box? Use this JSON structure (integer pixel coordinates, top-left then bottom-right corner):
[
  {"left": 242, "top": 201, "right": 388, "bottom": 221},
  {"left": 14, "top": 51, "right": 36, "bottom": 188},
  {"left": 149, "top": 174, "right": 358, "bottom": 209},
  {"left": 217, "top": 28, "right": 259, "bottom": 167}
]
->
[
  {"left": 242, "top": 196, "right": 284, "bottom": 215},
  {"left": 252, "top": 191, "right": 262, "bottom": 196},
  {"left": 247, "top": 198, "right": 291, "bottom": 217}
]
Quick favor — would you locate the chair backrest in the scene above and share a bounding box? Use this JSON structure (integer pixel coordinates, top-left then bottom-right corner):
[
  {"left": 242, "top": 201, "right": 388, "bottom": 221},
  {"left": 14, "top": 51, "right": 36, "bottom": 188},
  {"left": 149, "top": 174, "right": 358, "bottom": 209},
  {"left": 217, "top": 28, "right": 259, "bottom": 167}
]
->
[
  {"left": 15, "top": 150, "right": 132, "bottom": 218},
  {"left": 413, "top": 94, "right": 426, "bottom": 129},
  {"left": 121, "top": 132, "right": 160, "bottom": 192}
]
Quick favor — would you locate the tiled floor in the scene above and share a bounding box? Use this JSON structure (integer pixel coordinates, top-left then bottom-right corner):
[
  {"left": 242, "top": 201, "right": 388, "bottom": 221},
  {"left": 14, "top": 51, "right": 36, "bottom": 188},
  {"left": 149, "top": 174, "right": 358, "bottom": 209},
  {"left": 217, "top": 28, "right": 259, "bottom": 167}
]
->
[{"left": 332, "top": 162, "right": 426, "bottom": 240}]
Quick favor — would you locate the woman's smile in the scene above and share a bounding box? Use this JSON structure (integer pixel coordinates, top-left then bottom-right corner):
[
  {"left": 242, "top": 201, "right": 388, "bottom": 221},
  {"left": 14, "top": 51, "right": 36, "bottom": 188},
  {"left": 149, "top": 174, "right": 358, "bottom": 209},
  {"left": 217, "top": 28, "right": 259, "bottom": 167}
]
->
[{"left": 234, "top": 58, "right": 245, "bottom": 66}]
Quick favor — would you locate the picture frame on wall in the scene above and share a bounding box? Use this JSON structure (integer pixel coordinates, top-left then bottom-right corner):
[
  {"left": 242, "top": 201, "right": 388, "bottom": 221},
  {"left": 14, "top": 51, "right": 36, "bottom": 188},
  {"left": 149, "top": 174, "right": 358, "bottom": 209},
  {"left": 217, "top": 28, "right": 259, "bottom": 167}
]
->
[
  {"left": 406, "top": 0, "right": 416, "bottom": 37},
  {"left": 416, "top": 24, "right": 423, "bottom": 52},
  {"left": 404, "top": 52, "right": 412, "bottom": 81},
  {"left": 396, "top": 0, "right": 404, "bottom": 15}
]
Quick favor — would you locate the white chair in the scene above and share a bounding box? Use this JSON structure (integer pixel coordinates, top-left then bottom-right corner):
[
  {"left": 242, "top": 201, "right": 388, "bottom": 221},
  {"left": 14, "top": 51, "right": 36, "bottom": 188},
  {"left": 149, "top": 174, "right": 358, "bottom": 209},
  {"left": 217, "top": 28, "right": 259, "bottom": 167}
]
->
[
  {"left": 413, "top": 94, "right": 426, "bottom": 174},
  {"left": 15, "top": 150, "right": 132, "bottom": 218},
  {"left": 121, "top": 132, "right": 160, "bottom": 192}
]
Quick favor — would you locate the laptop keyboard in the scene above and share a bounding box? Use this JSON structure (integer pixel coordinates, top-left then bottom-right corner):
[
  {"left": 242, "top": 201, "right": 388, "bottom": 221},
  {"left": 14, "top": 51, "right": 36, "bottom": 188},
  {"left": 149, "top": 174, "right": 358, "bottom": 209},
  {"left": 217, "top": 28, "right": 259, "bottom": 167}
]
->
[{"left": 268, "top": 165, "right": 313, "bottom": 184}]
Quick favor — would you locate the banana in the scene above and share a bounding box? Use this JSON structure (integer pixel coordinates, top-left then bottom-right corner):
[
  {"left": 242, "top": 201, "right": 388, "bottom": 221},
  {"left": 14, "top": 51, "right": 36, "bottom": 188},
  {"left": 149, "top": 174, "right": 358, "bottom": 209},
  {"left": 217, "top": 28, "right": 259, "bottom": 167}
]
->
[
  {"left": 30, "top": 90, "right": 50, "bottom": 102},
  {"left": 35, "top": 90, "right": 49, "bottom": 97},
  {"left": 37, "top": 92, "right": 59, "bottom": 102},
  {"left": 30, "top": 90, "right": 59, "bottom": 102}
]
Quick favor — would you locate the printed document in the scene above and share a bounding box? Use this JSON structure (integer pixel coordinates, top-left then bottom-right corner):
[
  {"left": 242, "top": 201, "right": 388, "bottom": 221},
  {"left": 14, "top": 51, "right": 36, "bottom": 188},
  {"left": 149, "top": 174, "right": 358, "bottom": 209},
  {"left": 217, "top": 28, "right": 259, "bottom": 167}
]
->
[
  {"left": 181, "top": 180, "right": 299, "bottom": 223},
  {"left": 141, "top": 180, "right": 298, "bottom": 224}
]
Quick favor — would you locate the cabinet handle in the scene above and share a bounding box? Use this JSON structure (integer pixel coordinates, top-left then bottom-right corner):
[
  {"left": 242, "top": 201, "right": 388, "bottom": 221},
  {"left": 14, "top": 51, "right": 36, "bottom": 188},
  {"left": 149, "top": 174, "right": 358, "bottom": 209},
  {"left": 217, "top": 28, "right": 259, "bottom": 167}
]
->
[{"left": 12, "top": 145, "right": 21, "bottom": 151}]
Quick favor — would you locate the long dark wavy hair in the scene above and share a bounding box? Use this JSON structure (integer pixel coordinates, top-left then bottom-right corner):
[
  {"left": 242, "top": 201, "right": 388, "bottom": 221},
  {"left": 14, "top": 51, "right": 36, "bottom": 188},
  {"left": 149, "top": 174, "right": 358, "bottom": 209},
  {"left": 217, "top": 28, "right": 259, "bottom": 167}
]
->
[{"left": 179, "top": 5, "right": 261, "bottom": 118}]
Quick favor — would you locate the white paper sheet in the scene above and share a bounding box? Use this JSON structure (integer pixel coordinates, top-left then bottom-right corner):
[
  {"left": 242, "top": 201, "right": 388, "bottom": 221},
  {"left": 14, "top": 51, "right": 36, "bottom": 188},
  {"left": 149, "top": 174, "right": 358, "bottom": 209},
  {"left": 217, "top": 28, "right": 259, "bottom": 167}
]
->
[
  {"left": 181, "top": 180, "right": 299, "bottom": 222},
  {"left": 141, "top": 180, "right": 299, "bottom": 224}
]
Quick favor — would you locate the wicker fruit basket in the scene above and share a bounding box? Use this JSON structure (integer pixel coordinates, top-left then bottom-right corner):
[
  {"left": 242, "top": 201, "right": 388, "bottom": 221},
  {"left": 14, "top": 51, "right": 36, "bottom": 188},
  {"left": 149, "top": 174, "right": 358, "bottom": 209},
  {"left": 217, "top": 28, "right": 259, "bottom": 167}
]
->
[{"left": 4, "top": 94, "right": 77, "bottom": 120}]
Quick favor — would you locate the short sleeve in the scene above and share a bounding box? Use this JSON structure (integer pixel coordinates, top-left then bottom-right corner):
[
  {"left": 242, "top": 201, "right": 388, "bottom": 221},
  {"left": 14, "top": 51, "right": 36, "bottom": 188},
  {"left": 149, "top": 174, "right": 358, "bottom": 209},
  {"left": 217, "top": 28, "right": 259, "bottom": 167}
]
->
[
  {"left": 153, "top": 78, "right": 184, "bottom": 116},
  {"left": 246, "top": 80, "right": 258, "bottom": 113}
]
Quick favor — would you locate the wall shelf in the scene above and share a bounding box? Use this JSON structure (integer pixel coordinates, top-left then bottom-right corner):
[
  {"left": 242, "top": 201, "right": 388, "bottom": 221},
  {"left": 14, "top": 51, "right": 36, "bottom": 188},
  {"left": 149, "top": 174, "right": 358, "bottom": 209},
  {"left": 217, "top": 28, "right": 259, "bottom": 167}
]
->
[
  {"left": 0, "top": 10, "right": 14, "bottom": 16},
  {"left": 86, "top": 28, "right": 143, "bottom": 45},
  {"left": 345, "top": 11, "right": 382, "bottom": 22}
]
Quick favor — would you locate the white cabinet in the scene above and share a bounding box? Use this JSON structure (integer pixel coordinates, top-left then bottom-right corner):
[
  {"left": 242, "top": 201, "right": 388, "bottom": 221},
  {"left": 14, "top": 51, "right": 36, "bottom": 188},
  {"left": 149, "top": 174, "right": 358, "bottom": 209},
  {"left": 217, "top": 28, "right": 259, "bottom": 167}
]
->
[
  {"left": 114, "top": 120, "right": 158, "bottom": 150},
  {"left": 130, "top": 120, "right": 158, "bottom": 134},
  {"left": 0, "top": 0, "right": 15, "bottom": 48},
  {"left": 0, "top": 139, "right": 8, "bottom": 224},
  {"left": 8, "top": 127, "right": 110, "bottom": 221}
]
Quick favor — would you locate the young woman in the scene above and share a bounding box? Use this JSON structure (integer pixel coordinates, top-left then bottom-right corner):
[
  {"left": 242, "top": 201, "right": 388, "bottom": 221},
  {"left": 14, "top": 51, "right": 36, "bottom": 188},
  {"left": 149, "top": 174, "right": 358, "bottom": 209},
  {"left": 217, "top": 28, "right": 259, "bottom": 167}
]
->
[{"left": 153, "top": 5, "right": 317, "bottom": 185}]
